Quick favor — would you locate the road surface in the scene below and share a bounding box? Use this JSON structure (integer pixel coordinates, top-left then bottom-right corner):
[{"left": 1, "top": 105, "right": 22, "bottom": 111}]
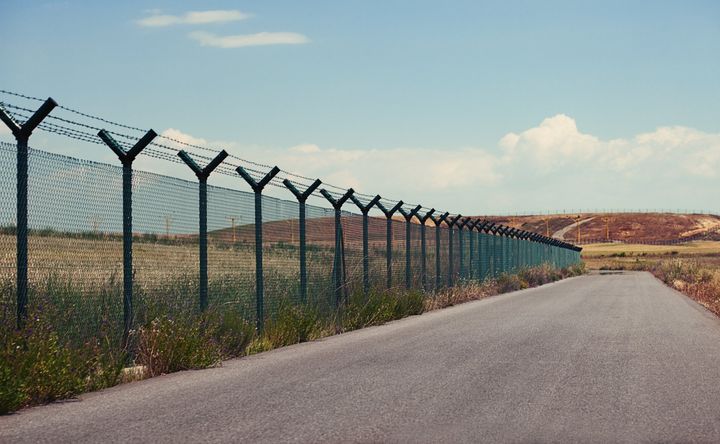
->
[{"left": 3, "top": 271, "right": 720, "bottom": 443}]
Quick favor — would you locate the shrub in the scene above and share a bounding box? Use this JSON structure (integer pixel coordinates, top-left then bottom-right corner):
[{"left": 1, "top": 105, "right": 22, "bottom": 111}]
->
[
  {"left": 245, "top": 337, "right": 274, "bottom": 356},
  {"left": 0, "top": 322, "right": 124, "bottom": 414},
  {"left": 340, "top": 290, "right": 398, "bottom": 331},
  {"left": 340, "top": 289, "right": 426, "bottom": 332},
  {"left": 208, "top": 310, "right": 255, "bottom": 359},
  {"left": 496, "top": 273, "right": 528, "bottom": 293},
  {"left": 393, "top": 290, "right": 425, "bottom": 319},
  {"left": 134, "top": 315, "right": 221, "bottom": 377},
  {"left": 262, "top": 303, "right": 328, "bottom": 348}
]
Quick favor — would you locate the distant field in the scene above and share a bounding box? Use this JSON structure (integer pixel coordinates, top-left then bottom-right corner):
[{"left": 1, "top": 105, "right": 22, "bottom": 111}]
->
[
  {"left": 581, "top": 241, "right": 720, "bottom": 270},
  {"left": 582, "top": 241, "right": 720, "bottom": 257}
]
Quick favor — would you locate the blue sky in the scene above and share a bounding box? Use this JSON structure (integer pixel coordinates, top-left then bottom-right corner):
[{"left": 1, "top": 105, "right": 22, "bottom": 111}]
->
[{"left": 1, "top": 1, "right": 719, "bottom": 214}]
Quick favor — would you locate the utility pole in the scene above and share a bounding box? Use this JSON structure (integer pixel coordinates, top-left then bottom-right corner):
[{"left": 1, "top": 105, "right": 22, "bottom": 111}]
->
[
  {"left": 604, "top": 216, "right": 610, "bottom": 242},
  {"left": 91, "top": 216, "right": 102, "bottom": 234},
  {"left": 544, "top": 218, "right": 550, "bottom": 237},
  {"left": 228, "top": 216, "right": 236, "bottom": 243},
  {"left": 576, "top": 215, "right": 581, "bottom": 244},
  {"left": 165, "top": 215, "right": 172, "bottom": 239}
]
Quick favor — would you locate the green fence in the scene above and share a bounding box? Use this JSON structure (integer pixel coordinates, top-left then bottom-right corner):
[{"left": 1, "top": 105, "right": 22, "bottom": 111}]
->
[{"left": 0, "top": 92, "right": 582, "bottom": 346}]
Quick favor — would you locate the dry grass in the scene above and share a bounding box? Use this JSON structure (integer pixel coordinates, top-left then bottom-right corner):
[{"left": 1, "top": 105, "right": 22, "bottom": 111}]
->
[
  {"left": 581, "top": 241, "right": 720, "bottom": 271},
  {"left": 582, "top": 241, "right": 720, "bottom": 257}
]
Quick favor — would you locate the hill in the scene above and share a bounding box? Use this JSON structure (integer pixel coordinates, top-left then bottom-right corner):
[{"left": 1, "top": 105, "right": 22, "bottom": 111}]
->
[{"left": 482, "top": 213, "right": 720, "bottom": 244}]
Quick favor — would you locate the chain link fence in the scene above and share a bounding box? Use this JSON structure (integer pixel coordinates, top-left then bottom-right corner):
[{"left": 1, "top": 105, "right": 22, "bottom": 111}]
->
[{"left": 0, "top": 94, "right": 582, "bottom": 347}]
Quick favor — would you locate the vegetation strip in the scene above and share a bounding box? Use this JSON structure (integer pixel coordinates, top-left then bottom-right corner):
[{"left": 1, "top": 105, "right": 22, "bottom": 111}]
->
[{"left": 1, "top": 264, "right": 584, "bottom": 414}]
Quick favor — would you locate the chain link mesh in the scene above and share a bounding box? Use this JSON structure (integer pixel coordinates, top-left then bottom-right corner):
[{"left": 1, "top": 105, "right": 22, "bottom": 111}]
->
[{"left": 0, "top": 136, "right": 581, "bottom": 344}]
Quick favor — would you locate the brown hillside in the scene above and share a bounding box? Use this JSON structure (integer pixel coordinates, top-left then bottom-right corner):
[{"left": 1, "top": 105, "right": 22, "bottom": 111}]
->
[
  {"left": 206, "top": 212, "right": 720, "bottom": 246},
  {"left": 482, "top": 213, "right": 720, "bottom": 244}
]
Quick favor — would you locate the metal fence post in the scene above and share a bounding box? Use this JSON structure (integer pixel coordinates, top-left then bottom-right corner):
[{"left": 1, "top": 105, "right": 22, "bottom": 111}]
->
[
  {"left": 320, "top": 188, "right": 354, "bottom": 307},
  {"left": 398, "top": 205, "right": 421, "bottom": 290},
  {"left": 376, "top": 200, "right": 403, "bottom": 289},
  {"left": 509, "top": 228, "right": 518, "bottom": 270},
  {"left": 283, "top": 178, "right": 322, "bottom": 304},
  {"left": 501, "top": 226, "right": 511, "bottom": 273},
  {"left": 349, "top": 194, "right": 381, "bottom": 294},
  {"left": 98, "top": 128, "right": 156, "bottom": 342},
  {"left": 447, "top": 214, "right": 462, "bottom": 287},
  {"left": 481, "top": 222, "right": 495, "bottom": 278},
  {"left": 490, "top": 224, "right": 502, "bottom": 276},
  {"left": 0, "top": 98, "right": 57, "bottom": 329},
  {"left": 418, "top": 209, "right": 435, "bottom": 291},
  {"left": 177, "top": 150, "right": 228, "bottom": 312},
  {"left": 429, "top": 212, "right": 449, "bottom": 290},
  {"left": 476, "top": 220, "right": 489, "bottom": 280},
  {"left": 236, "top": 165, "right": 281, "bottom": 332},
  {"left": 466, "top": 219, "right": 479, "bottom": 281},
  {"left": 458, "top": 218, "right": 472, "bottom": 281}
]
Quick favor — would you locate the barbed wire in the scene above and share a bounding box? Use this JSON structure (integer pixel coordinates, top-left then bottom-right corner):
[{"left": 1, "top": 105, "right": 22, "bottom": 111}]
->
[
  {"left": 1, "top": 101, "right": 338, "bottom": 196},
  {"left": 0, "top": 89, "right": 396, "bottom": 203},
  {"left": 0, "top": 92, "right": 419, "bottom": 208},
  {"left": 4, "top": 92, "right": 584, "bottom": 220},
  {"left": 2, "top": 90, "right": 570, "bottom": 217}
]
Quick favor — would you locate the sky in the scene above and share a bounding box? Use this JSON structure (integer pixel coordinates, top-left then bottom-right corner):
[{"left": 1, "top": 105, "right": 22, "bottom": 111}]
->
[{"left": 1, "top": 0, "right": 719, "bottom": 215}]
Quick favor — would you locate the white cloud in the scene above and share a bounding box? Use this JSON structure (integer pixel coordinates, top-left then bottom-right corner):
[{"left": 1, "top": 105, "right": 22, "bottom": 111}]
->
[
  {"left": 137, "top": 10, "right": 250, "bottom": 27},
  {"left": 160, "top": 128, "right": 210, "bottom": 148},
  {"left": 497, "top": 114, "right": 720, "bottom": 177},
  {"left": 499, "top": 114, "right": 600, "bottom": 170},
  {"left": 289, "top": 143, "right": 321, "bottom": 153},
  {"left": 128, "top": 119, "right": 720, "bottom": 214},
  {"left": 189, "top": 31, "right": 309, "bottom": 48}
]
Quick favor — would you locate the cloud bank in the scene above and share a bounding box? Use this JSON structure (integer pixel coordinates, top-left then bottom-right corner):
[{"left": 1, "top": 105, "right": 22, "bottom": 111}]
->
[
  {"left": 154, "top": 115, "right": 719, "bottom": 213},
  {"left": 137, "top": 10, "right": 250, "bottom": 27},
  {"left": 188, "top": 31, "right": 309, "bottom": 48}
]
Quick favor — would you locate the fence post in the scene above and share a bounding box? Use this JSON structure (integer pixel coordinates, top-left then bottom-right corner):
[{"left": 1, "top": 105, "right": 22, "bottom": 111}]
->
[
  {"left": 531, "top": 233, "right": 539, "bottom": 266},
  {"left": 458, "top": 218, "right": 472, "bottom": 281},
  {"left": 376, "top": 200, "right": 404, "bottom": 289},
  {"left": 349, "top": 194, "right": 381, "bottom": 294},
  {"left": 490, "top": 224, "right": 501, "bottom": 276},
  {"left": 283, "top": 178, "right": 322, "bottom": 304},
  {"left": 466, "top": 219, "right": 479, "bottom": 281},
  {"left": 508, "top": 228, "right": 518, "bottom": 270},
  {"left": 447, "top": 214, "right": 462, "bottom": 287},
  {"left": 481, "top": 221, "right": 495, "bottom": 279},
  {"left": 98, "top": 128, "right": 157, "bottom": 342},
  {"left": 476, "top": 220, "right": 490, "bottom": 280},
  {"left": 398, "top": 205, "right": 421, "bottom": 289},
  {"left": 0, "top": 98, "right": 57, "bottom": 329},
  {"left": 320, "top": 188, "right": 354, "bottom": 307},
  {"left": 418, "top": 209, "right": 435, "bottom": 291},
  {"left": 517, "top": 230, "right": 524, "bottom": 269},
  {"left": 177, "top": 150, "right": 228, "bottom": 312},
  {"left": 429, "top": 212, "right": 449, "bottom": 290},
  {"left": 236, "top": 165, "right": 281, "bottom": 332},
  {"left": 500, "top": 226, "right": 511, "bottom": 273}
]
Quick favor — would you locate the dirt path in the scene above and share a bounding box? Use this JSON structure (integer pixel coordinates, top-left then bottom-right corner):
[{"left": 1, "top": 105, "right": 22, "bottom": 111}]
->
[{"left": 553, "top": 216, "right": 595, "bottom": 240}]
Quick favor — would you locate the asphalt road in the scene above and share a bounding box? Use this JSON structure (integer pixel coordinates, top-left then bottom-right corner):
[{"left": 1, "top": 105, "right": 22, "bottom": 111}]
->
[{"left": 4, "top": 271, "right": 720, "bottom": 443}]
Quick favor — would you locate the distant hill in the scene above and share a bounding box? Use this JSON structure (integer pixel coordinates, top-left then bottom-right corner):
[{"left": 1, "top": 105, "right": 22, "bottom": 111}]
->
[
  {"left": 206, "top": 212, "right": 720, "bottom": 246},
  {"left": 482, "top": 213, "right": 720, "bottom": 244}
]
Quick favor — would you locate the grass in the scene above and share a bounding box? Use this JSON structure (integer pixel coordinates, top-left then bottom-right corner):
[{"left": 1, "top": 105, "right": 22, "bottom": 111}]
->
[
  {"left": 1, "top": 261, "right": 583, "bottom": 414},
  {"left": 1, "top": 230, "right": 581, "bottom": 414},
  {"left": 582, "top": 241, "right": 720, "bottom": 268},
  {"left": 0, "top": 321, "right": 126, "bottom": 415}
]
